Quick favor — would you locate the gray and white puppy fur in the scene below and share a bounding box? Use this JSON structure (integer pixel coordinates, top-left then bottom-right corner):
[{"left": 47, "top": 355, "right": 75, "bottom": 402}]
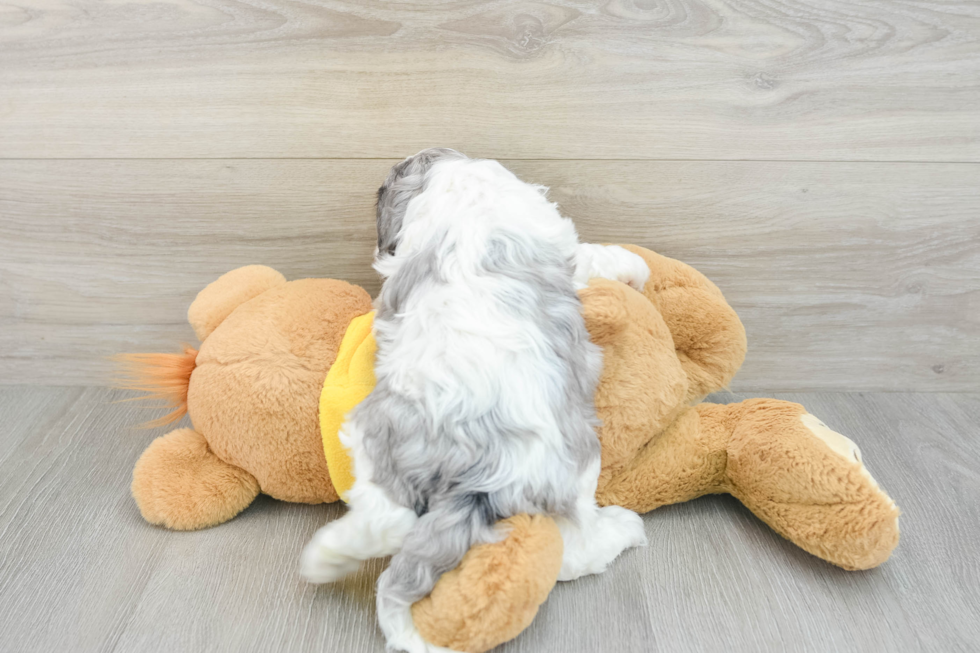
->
[{"left": 301, "top": 148, "right": 650, "bottom": 653}]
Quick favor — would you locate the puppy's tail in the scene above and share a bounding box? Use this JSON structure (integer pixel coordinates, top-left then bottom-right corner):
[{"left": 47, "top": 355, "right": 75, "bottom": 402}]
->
[{"left": 376, "top": 493, "right": 497, "bottom": 650}]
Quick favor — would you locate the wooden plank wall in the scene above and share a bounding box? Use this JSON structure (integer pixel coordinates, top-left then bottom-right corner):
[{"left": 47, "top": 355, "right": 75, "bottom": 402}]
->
[{"left": 1, "top": 0, "right": 978, "bottom": 390}]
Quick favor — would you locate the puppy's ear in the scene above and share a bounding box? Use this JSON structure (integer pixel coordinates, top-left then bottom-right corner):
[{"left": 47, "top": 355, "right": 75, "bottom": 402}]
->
[
  {"left": 579, "top": 280, "right": 630, "bottom": 345},
  {"left": 376, "top": 148, "right": 467, "bottom": 259}
]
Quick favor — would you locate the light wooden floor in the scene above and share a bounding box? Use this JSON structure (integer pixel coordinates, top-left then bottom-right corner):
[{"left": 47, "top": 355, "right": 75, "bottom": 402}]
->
[{"left": 0, "top": 387, "right": 977, "bottom": 652}]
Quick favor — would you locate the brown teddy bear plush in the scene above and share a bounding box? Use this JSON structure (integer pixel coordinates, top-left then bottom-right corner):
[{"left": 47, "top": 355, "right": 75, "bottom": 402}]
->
[{"left": 121, "top": 245, "right": 899, "bottom": 653}]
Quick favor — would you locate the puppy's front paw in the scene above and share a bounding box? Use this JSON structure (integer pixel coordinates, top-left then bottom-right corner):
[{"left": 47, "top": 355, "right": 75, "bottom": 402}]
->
[
  {"left": 300, "top": 525, "right": 362, "bottom": 583},
  {"left": 575, "top": 243, "right": 651, "bottom": 291},
  {"left": 602, "top": 246, "right": 650, "bottom": 292}
]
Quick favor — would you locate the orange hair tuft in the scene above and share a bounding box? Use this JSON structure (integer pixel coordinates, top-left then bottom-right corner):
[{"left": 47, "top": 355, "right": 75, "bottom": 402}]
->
[{"left": 113, "top": 346, "right": 198, "bottom": 428}]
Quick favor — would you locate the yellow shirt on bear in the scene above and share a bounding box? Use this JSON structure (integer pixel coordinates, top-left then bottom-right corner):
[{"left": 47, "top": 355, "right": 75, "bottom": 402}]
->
[{"left": 319, "top": 311, "right": 376, "bottom": 502}]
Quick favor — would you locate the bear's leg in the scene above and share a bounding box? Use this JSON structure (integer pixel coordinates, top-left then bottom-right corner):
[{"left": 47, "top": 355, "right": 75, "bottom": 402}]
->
[
  {"left": 413, "top": 515, "right": 564, "bottom": 653},
  {"left": 721, "top": 399, "right": 900, "bottom": 570},
  {"left": 595, "top": 406, "right": 730, "bottom": 513},
  {"left": 408, "top": 459, "right": 644, "bottom": 652},
  {"left": 132, "top": 428, "right": 260, "bottom": 530}
]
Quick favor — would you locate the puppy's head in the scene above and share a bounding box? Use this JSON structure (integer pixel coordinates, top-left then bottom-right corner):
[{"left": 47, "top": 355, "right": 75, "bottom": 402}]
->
[{"left": 376, "top": 148, "right": 467, "bottom": 262}]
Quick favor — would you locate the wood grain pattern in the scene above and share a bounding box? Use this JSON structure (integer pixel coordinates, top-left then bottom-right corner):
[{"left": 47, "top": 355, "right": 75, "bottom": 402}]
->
[
  {"left": 2, "top": 0, "right": 975, "bottom": 648},
  {"left": 1, "top": 0, "right": 978, "bottom": 159},
  {"left": 2, "top": 159, "right": 977, "bottom": 391},
  {"left": 1, "top": 387, "right": 977, "bottom": 652}
]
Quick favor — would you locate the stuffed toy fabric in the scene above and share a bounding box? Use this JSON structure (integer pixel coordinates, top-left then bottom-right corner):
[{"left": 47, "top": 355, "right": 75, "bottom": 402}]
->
[{"left": 121, "top": 245, "right": 899, "bottom": 653}]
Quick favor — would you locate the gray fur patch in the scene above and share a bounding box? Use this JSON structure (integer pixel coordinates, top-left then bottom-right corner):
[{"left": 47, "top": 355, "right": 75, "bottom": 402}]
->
[
  {"left": 373, "top": 232, "right": 447, "bottom": 316},
  {"left": 375, "top": 147, "right": 466, "bottom": 258}
]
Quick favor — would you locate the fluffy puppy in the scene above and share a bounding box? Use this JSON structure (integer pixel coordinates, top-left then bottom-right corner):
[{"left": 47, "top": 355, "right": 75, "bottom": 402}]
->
[{"left": 301, "top": 149, "right": 650, "bottom": 653}]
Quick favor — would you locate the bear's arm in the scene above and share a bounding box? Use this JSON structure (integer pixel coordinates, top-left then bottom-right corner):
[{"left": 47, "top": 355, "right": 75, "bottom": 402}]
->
[{"left": 620, "top": 245, "right": 747, "bottom": 402}]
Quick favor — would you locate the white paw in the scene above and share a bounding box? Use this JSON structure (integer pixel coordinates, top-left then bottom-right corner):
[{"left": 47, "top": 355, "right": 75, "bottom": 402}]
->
[
  {"left": 606, "top": 246, "right": 650, "bottom": 292},
  {"left": 599, "top": 505, "right": 648, "bottom": 549},
  {"left": 300, "top": 525, "right": 362, "bottom": 584},
  {"left": 558, "top": 506, "right": 647, "bottom": 581},
  {"left": 577, "top": 244, "right": 650, "bottom": 292}
]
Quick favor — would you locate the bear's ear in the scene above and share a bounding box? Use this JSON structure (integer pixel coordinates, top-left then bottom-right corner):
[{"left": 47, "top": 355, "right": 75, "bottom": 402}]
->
[{"left": 579, "top": 280, "right": 630, "bottom": 345}]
